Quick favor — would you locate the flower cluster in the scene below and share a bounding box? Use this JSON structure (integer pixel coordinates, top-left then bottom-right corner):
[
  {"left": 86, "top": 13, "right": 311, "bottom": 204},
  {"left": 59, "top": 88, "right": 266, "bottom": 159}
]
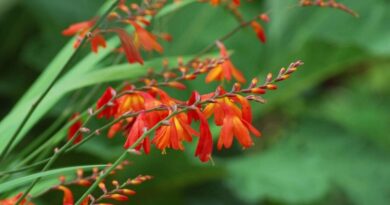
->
[
  {"left": 62, "top": 0, "right": 169, "bottom": 64},
  {"left": 76, "top": 55, "right": 304, "bottom": 162}
]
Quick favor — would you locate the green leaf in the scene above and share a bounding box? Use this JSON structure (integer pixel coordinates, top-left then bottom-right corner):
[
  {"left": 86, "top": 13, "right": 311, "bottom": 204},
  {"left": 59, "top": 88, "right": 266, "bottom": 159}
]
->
[
  {"left": 225, "top": 120, "right": 390, "bottom": 205},
  {"left": 155, "top": 0, "right": 197, "bottom": 19},
  {"left": 0, "top": 165, "right": 106, "bottom": 194}
]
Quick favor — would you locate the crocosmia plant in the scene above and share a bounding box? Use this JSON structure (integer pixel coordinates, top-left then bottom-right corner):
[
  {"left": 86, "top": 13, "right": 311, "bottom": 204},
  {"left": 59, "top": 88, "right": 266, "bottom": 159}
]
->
[{"left": 0, "top": 0, "right": 366, "bottom": 204}]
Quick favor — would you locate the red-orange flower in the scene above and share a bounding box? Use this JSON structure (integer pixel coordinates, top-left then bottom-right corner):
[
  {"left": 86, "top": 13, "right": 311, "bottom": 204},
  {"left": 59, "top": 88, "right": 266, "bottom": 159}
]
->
[
  {"left": 62, "top": 19, "right": 107, "bottom": 52},
  {"left": 56, "top": 186, "right": 74, "bottom": 205},
  {"left": 218, "top": 103, "right": 260, "bottom": 149},
  {"left": 205, "top": 41, "right": 245, "bottom": 83},
  {"left": 203, "top": 91, "right": 261, "bottom": 149},
  {"left": 96, "top": 87, "right": 118, "bottom": 119},
  {"left": 130, "top": 21, "right": 163, "bottom": 53},
  {"left": 194, "top": 109, "right": 213, "bottom": 161},
  {"left": 124, "top": 113, "right": 151, "bottom": 153},
  {"left": 62, "top": 20, "right": 95, "bottom": 36},
  {"left": 0, "top": 193, "right": 34, "bottom": 205},
  {"left": 251, "top": 21, "right": 266, "bottom": 43},
  {"left": 110, "top": 28, "right": 144, "bottom": 64},
  {"left": 90, "top": 34, "right": 107, "bottom": 53},
  {"left": 153, "top": 112, "right": 199, "bottom": 151},
  {"left": 67, "top": 113, "right": 83, "bottom": 144},
  {"left": 187, "top": 91, "right": 213, "bottom": 162}
]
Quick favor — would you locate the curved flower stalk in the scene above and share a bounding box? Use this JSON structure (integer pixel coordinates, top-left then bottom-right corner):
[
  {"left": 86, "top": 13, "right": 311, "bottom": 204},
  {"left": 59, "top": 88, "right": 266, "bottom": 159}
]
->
[
  {"left": 4, "top": 161, "right": 151, "bottom": 205},
  {"left": 300, "top": 0, "right": 358, "bottom": 17}
]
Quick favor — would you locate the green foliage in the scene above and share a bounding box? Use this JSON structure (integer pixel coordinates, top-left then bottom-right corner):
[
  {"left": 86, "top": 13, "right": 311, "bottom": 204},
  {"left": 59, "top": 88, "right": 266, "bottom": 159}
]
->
[{"left": 0, "top": 165, "right": 106, "bottom": 195}]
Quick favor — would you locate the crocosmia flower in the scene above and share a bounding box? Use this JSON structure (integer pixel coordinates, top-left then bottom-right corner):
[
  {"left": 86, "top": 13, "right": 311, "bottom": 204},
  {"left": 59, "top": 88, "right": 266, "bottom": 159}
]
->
[
  {"left": 153, "top": 112, "right": 199, "bottom": 151},
  {"left": 205, "top": 41, "right": 246, "bottom": 83},
  {"left": 0, "top": 193, "right": 34, "bottom": 205},
  {"left": 251, "top": 21, "right": 266, "bottom": 43},
  {"left": 67, "top": 113, "right": 83, "bottom": 144},
  {"left": 56, "top": 186, "right": 74, "bottom": 205},
  {"left": 62, "top": 19, "right": 107, "bottom": 53},
  {"left": 96, "top": 87, "right": 118, "bottom": 119},
  {"left": 203, "top": 89, "right": 261, "bottom": 149},
  {"left": 130, "top": 21, "right": 163, "bottom": 53}
]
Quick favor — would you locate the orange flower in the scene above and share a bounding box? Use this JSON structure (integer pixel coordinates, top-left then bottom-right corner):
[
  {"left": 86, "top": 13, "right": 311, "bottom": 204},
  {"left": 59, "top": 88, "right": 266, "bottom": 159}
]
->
[
  {"left": 96, "top": 87, "right": 118, "bottom": 119},
  {"left": 203, "top": 91, "right": 261, "bottom": 149},
  {"left": 62, "top": 19, "right": 107, "bottom": 52},
  {"left": 218, "top": 103, "right": 260, "bottom": 149},
  {"left": 90, "top": 34, "right": 107, "bottom": 53},
  {"left": 67, "top": 113, "right": 83, "bottom": 144},
  {"left": 251, "top": 21, "right": 266, "bottom": 43},
  {"left": 62, "top": 20, "right": 95, "bottom": 36},
  {"left": 108, "top": 120, "right": 123, "bottom": 138},
  {"left": 205, "top": 41, "right": 245, "bottom": 83},
  {"left": 0, "top": 193, "right": 34, "bottom": 205},
  {"left": 194, "top": 109, "right": 213, "bottom": 161},
  {"left": 56, "top": 186, "right": 74, "bottom": 205},
  {"left": 110, "top": 28, "right": 144, "bottom": 64},
  {"left": 130, "top": 21, "right": 163, "bottom": 53},
  {"left": 124, "top": 113, "right": 151, "bottom": 153},
  {"left": 187, "top": 91, "right": 213, "bottom": 162},
  {"left": 153, "top": 112, "right": 199, "bottom": 151}
]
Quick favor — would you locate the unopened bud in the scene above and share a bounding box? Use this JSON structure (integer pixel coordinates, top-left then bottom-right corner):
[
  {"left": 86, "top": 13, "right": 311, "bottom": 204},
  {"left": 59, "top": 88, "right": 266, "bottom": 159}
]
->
[
  {"left": 167, "top": 81, "right": 186, "bottom": 90},
  {"left": 59, "top": 175, "right": 66, "bottom": 183},
  {"left": 250, "top": 78, "right": 259, "bottom": 88},
  {"left": 88, "top": 108, "right": 93, "bottom": 115},
  {"left": 80, "top": 127, "right": 90, "bottom": 133},
  {"left": 278, "top": 67, "right": 286, "bottom": 77},
  {"left": 259, "top": 13, "right": 270, "bottom": 23},
  {"left": 77, "top": 168, "right": 83, "bottom": 178},
  {"left": 120, "top": 189, "right": 136, "bottom": 195},
  {"left": 161, "top": 120, "right": 171, "bottom": 126},
  {"left": 247, "top": 95, "right": 266, "bottom": 104},
  {"left": 112, "top": 180, "right": 120, "bottom": 187},
  {"left": 99, "top": 182, "right": 107, "bottom": 193},
  {"left": 232, "top": 83, "right": 241, "bottom": 92},
  {"left": 127, "top": 148, "right": 142, "bottom": 155},
  {"left": 77, "top": 179, "right": 91, "bottom": 187},
  {"left": 276, "top": 74, "right": 290, "bottom": 82},
  {"left": 184, "top": 74, "right": 197, "bottom": 80},
  {"left": 266, "top": 73, "right": 273, "bottom": 83},
  {"left": 106, "top": 194, "right": 128, "bottom": 201},
  {"left": 266, "top": 84, "right": 278, "bottom": 90},
  {"left": 250, "top": 88, "right": 266, "bottom": 94}
]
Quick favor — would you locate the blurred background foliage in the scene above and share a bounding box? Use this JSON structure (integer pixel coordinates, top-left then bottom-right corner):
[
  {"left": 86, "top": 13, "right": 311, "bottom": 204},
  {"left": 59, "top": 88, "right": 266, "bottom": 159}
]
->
[{"left": 0, "top": 0, "right": 390, "bottom": 204}]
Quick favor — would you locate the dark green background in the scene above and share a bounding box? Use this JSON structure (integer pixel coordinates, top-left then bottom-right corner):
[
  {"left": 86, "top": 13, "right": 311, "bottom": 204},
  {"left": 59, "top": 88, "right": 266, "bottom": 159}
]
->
[{"left": 0, "top": 0, "right": 389, "bottom": 204}]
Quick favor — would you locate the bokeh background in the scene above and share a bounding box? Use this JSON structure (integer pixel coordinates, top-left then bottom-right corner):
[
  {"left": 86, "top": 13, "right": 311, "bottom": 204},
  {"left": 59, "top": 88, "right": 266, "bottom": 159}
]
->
[{"left": 1, "top": 0, "right": 390, "bottom": 204}]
